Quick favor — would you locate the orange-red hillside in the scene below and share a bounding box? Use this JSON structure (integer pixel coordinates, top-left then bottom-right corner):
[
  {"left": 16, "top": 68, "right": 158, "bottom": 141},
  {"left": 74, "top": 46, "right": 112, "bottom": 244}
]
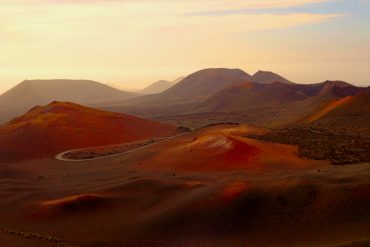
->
[
  {"left": 299, "top": 93, "right": 370, "bottom": 135},
  {"left": 0, "top": 101, "right": 177, "bottom": 162},
  {"left": 143, "top": 124, "right": 319, "bottom": 172},
  {"left": 302, "top": 96, "right": 353, "bottom": 123}
]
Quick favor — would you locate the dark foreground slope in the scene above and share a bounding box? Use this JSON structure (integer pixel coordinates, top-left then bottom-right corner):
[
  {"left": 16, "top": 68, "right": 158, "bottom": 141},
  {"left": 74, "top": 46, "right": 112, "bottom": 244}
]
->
[{"left": 0, "top": 124, "right": 370, "bottom": 247}]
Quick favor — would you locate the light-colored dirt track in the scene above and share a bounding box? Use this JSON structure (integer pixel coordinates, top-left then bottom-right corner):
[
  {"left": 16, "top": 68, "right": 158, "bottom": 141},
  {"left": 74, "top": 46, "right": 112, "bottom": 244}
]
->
[{"left": 55, "top": 133, "right": 188, "bottom": 162}]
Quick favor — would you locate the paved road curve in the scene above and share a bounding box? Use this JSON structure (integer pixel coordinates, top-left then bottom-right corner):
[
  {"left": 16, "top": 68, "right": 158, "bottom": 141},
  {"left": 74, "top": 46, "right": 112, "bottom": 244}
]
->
[{"left": 55, "top": 132, "right": 189, "bottom": 162}]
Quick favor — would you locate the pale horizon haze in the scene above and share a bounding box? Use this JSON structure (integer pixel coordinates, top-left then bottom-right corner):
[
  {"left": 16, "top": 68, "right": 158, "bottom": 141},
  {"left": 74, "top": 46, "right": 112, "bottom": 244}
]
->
[{"left": 0, "top": 0, "right": 369, "bottom": 94}]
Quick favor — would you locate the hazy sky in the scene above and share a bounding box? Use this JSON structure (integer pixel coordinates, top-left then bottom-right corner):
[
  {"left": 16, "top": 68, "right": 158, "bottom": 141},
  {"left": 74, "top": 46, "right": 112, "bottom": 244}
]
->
[{"left": 0, "top": 0, "right": 369, "bottom": 93}]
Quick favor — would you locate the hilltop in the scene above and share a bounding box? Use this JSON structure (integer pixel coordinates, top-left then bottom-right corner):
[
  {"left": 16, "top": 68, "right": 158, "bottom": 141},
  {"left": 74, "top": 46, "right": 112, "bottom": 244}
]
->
[{"left": 0, "top": 101, "right": 177, "bottom": 162}]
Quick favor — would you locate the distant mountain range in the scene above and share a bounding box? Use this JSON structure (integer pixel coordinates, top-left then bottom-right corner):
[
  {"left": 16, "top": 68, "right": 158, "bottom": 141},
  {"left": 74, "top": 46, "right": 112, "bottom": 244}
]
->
[
  {"left": 191, "top": 80, "right": 368, "bottom": 113},
  {"left": 130, "top": 68, "right": 252, "bottom": 104},
  {"left": 0, "top": 79, "right": 139, "bottom": 123},
  {"left": 160, "top": 69, "right": 251, "bottom": 102},
  {"left": 95, "top": 68, "right": 253, "bottom": 116},
  {"left": 139, "top": 77, "right": 184, "bottom": 94},
  {"left": 0, "top": 68, "right": 368, "bottom": 126},
  {"left": 107, "top": 77, "right": 185, "bottom": 94},
  {"left": 140, "top": 80, "right": 174, "bottom": 94},
  {"left": 95, "top": 68, "right": 368, "bottom": 122}
]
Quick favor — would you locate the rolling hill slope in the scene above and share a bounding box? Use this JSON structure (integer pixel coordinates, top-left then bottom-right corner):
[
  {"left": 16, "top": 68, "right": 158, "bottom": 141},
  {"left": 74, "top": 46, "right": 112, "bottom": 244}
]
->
[
  {"left": 192, "top": 80, "right": 367, "bottom": 114},
  {"left": 0, "top": 101, "right": 177, "bottom": 162},
  {"left": 188, "top": 80, "right": 369, "bottom": 127},
  {"left": 300, "top": 93, "right": 370, "bottom": 135}
]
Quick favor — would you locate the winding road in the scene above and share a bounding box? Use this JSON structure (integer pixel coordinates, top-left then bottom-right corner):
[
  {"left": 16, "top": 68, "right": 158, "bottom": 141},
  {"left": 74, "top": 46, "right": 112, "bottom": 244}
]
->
[{"left": 55, "top": 132, "right": 189, "bottom": 162}]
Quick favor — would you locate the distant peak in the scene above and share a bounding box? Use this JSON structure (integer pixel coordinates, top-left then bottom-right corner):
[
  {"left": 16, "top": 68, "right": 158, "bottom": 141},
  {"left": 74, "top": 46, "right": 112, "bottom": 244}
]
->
[
  {"left": 251, "top": 70, "right": 293, "bottom": 84},
  {"left": 8, "top": 101, "right": 95, "bottom": 125},
  {"left": 172, "top": 76, "right": 185, "bottom": 83},
  {"left": 322, "top": 80, "right": 353, "bottom": 88},
  {"left": 188, "top": 68, "right": 251, "bottom": 78},
  {"left": 324, "top": 80, "right": 350, "bottom": 85},
  {"left": 253, "top": 70, "right": 273, "bottom": 76},
  {"left": 46, "top": 101, "right": 86, "bottom": 109},
  {"left": 28, "top": 101, "right": 84, "bottom": 114},
  {"left": 318, "top": 80, "right": 365, "bottom": 98},
  {"left": 153, "top": 80, "right": 171, "bottom": 84},
  {"left": 26, "top": 104, "right": 43, "bottom": 113},
  {"left": 197, "top": 68, "right": 247, "bottom": 73}
]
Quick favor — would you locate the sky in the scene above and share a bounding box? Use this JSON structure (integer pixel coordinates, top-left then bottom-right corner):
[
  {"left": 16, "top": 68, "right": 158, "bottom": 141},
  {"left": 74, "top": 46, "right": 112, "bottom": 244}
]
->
[{"left": 0, "top": 0, "right": 369, "bottom": 93}]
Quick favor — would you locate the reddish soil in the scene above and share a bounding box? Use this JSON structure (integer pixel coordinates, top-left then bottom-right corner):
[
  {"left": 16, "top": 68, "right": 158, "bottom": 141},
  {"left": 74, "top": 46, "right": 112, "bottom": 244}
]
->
[
  {"left": 0, "top": 101, "right": 177, "bottom": 162},
  {"left": 304, "top": 93, "right": 370, "bottom": 136},
  {"left": 0, "top": 124, "right": 369, "bottom": 247},
  {"left": 304, "top": 96, "right": 353, "bottom": 123},
  {"left": 142, "top": 124, "right": 318, "bottom": 172}
]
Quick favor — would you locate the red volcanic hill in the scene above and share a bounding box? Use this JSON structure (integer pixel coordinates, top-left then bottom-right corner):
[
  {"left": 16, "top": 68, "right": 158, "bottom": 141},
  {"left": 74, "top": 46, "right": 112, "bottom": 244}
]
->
[
  {"left": 301, "top": 93, "right": 370, "bottom": 136},
  {"left": 0, "top": 102, "right": 178, "bottom": 162},
  {"left": 144, "top": 124, "right": 317, "bottom": 172},
  {"left": 302, "top": 96, "right": 354, "bottom": 123}
]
